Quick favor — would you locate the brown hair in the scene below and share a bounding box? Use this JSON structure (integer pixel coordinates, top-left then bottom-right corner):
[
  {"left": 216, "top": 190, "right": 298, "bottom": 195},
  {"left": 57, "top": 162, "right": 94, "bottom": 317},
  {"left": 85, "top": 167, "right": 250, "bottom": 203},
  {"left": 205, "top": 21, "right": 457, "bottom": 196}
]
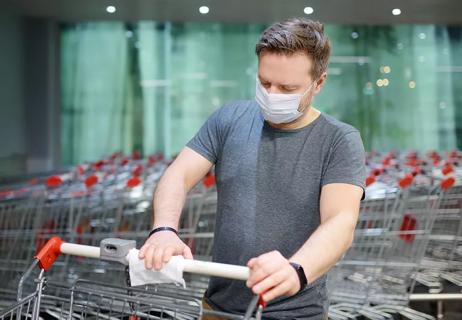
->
[{"left": 255, "top": 18, "right": 331, "bottom": 79}]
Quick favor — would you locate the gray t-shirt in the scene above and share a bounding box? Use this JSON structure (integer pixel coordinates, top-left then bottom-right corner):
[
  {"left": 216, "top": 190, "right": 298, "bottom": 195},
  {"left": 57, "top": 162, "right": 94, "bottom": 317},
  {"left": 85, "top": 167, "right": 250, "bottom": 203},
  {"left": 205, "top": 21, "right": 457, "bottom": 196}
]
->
[{"left": 187, "top": 100, "right": 366, "bottom": 319}]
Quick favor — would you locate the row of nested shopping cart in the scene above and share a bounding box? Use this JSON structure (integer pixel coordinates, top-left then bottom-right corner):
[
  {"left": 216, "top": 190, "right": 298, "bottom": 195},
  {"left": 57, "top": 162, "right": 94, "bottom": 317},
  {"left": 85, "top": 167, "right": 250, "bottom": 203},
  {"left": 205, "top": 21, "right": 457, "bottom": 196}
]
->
[
  {"left": 329, "top": 150, "right": 462, "bottom": 320},
  {"left": 0, "top": 150, "right": 461, "bottom": 319}
]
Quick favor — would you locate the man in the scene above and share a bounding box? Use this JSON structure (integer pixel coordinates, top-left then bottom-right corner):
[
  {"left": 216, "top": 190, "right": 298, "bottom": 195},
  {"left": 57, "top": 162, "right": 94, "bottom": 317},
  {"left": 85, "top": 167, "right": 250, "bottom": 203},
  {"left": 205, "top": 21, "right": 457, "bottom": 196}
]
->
[{"left": 139, "top": 18, "right": 366, "bottom": 319}]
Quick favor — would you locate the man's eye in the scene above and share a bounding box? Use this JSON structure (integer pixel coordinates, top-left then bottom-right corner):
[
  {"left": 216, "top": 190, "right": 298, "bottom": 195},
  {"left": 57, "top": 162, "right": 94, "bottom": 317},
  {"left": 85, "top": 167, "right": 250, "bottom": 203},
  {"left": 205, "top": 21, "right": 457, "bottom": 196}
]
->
[{"left": 262, "top": 83, "right": 271, "bottom": 88}]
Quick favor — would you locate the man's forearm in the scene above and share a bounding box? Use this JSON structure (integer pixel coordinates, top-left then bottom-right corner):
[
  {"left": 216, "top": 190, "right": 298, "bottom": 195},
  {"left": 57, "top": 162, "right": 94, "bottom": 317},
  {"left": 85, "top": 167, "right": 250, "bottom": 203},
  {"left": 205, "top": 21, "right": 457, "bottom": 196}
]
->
[
  {"left": 290, "top": 212, "right": 357, "bottom": 283},
  {"left": 152, "top": 168, "right": 188, "bottom": 230}
]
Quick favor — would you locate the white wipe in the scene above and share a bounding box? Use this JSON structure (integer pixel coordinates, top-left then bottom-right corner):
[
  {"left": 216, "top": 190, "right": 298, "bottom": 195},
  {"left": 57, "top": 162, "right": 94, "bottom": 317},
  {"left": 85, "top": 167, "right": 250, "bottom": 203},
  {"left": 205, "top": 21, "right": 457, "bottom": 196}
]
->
[{"left": 127, "top": 248, "right": 186, "bottom": 287}]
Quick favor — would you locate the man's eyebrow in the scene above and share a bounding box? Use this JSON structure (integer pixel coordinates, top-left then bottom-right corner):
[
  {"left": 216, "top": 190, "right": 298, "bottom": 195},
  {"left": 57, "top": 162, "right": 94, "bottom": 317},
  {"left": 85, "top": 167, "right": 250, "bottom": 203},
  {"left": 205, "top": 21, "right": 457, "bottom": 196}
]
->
[
  {"left": 258, "top": 75, "right": 268, "bottom": 82},
  {"left": 280, "top": 83, "right": 298, "bottom": 88},
  {"left": 258, "top": 76, "right": 298, "bottom": 87}
]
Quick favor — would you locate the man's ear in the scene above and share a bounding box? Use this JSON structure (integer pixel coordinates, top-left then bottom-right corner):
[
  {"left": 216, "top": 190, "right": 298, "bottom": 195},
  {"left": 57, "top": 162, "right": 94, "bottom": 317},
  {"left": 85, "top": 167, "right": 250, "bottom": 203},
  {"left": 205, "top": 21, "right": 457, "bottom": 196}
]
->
[{"left": 313, "top": 72, "right": 327, "bottom": 95}]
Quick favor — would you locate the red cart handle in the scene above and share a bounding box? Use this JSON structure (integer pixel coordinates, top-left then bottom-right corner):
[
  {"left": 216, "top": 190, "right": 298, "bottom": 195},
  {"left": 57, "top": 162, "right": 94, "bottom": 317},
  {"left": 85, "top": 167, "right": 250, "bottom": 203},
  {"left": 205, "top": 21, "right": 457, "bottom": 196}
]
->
[{"left": 35, "top": 236, "right": 63, "bottom": 271}]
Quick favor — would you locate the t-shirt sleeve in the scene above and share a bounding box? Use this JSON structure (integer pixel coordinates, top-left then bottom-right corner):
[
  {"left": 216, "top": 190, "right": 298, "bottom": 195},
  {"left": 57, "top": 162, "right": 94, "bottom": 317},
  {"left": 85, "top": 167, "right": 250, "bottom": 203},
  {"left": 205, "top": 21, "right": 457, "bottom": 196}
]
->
[
  {"left": 186, "top": 108, "right": 225, "bottom": 164},
  {"left": 321, "top": 130, "right": 367, "bottom": 198}
]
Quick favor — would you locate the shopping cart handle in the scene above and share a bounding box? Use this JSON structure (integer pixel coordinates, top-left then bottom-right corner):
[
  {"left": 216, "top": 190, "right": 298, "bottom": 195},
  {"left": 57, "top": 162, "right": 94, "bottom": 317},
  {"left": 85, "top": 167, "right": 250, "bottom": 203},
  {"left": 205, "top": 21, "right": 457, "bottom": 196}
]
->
[
  {"left": 183, "top": 259, "right": 249, "bottom": 281},
  {"left": 35, "top": 237, "right": 250, "bottom": 280},
  {"left": 35, "top": 236, "right": 64, "bottom": 271},
  {"left": 35, "top": 236, "right": 102, "bottom": 271},
  {"left": 100, "top": 238, "right": 136, "bottom": 264}
]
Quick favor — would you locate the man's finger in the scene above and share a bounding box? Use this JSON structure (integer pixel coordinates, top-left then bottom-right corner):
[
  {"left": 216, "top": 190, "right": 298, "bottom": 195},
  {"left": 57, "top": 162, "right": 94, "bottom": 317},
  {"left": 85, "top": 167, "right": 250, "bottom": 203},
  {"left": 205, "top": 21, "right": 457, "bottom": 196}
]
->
[
  {"left": 183, "top": 246, "right": 193, "bottom": 260},
  {"left": 139, "top": 243, "right": 148, "bottom": 259},
  {"left": 246, "top": 264, "right": 270, "bottom": 288},
  {"left": 247, "top": 257, "right": 284, "bottom": 288},
  {"left": 162, "top": 246, "right": 176, "bottom": 264},
  {"left": 252, "top": 269, "right": 286, "bottom": 294},
  {"left": 262, "top": 280, "right": 292, "bottom": 302},
  {"left": 153, "top": 247, "right": 165, "bottom": 270},
  {"left": 144, "top": 246, "right": 155, "bottom": 269},
  {"left": 247, "top": 258, "right": 257, "bottom": 268}
]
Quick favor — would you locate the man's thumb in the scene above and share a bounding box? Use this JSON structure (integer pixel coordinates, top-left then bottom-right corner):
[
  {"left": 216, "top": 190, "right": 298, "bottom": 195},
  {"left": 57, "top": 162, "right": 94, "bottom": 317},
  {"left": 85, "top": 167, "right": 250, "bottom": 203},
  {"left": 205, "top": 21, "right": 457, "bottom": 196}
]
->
[{"left": 183, "top": 246, "right": 193, "bottom": 260}]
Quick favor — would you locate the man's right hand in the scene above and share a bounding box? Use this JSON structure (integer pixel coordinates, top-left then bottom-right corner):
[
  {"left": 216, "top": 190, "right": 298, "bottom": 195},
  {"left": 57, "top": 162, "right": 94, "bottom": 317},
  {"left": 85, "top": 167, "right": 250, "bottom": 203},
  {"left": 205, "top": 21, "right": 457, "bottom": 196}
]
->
[{"left": 138, "top": 231, "right": 193, "bottom": 270}]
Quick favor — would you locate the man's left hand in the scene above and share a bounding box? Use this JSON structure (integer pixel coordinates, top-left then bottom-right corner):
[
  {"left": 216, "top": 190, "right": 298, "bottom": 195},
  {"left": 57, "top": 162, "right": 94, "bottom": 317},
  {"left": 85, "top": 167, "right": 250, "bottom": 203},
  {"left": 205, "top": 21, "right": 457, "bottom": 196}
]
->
[{"left": 246, "top": 250, "right": 301, "bottom": 302}]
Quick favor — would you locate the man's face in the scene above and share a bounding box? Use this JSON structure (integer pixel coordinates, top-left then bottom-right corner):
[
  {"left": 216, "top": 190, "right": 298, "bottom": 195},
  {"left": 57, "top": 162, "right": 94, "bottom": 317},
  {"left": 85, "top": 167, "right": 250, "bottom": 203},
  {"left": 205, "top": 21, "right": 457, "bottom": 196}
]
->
[{"left": 257, "top": 52, "right": 325, "bottom": 112}]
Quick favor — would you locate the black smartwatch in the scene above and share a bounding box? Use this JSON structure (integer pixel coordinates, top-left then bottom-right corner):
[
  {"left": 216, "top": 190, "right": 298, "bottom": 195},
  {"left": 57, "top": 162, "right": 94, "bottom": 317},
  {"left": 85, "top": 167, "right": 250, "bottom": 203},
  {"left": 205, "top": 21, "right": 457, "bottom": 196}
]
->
[{"left": 289, "top": 262, "right": 308, "bottom": 292}]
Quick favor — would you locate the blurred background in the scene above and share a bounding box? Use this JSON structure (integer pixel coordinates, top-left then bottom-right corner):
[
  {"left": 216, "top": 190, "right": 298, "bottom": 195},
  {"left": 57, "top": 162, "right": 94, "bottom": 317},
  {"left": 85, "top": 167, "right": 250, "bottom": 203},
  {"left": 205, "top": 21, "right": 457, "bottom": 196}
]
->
[{"left": 1, "top": 0, "right": 462, "bottom": 179}]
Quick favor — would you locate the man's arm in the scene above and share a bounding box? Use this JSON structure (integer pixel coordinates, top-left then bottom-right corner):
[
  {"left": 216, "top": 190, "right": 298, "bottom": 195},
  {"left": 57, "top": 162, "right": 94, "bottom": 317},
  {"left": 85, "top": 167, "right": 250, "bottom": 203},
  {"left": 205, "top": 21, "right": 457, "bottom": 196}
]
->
[
  {"left": 138, "top": 147, "right": 213, "bottom": 270},
  {"left": 246, "top": 183, "right": 362, "bottom": 302},
  {"left": 290, "top": 183, "right": 362, "bottom": 282}
]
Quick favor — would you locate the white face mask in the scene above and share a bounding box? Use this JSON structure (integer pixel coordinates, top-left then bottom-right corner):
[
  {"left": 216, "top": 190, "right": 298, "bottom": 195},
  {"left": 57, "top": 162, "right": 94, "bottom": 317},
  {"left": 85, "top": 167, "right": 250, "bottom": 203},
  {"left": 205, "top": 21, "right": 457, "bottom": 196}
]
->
[{"left": 255, "top": 78, "right": 314, "bottom": 124}]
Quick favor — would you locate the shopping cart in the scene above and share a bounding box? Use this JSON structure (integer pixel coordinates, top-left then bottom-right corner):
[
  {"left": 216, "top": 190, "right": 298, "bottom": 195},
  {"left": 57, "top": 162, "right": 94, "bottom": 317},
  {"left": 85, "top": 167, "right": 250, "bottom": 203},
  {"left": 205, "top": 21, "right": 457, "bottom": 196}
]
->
[
  {"left": 181, "top": 185, "right": 217, "bottom": 259},
  {"left": 327, "top": 175, "right": 456, "bottom": 320},
  {"left": 1, "top": 149, "right": 460, "bottom": 319},
  {"left": 410, "top": 184, "right": 462, "bottom": 318},
  {"left": 0, "top": 166, "right": 220, "bottom": 295},
  {"left": 0, "top": 154, "right": 169, "bottom": 287},
  {"left": 0, "top": 186, "right": 47, "bottom": 292},
  {"left": 0, "top": 236, "right": 265, "bottom": 320}
]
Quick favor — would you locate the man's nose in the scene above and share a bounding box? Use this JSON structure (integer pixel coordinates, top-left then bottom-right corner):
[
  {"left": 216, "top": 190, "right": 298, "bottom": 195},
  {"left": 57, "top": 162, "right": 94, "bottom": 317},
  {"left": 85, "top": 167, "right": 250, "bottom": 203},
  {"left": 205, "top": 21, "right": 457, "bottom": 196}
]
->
[{"left": 267, "top": 86, "right": 282, "bottom": 94}]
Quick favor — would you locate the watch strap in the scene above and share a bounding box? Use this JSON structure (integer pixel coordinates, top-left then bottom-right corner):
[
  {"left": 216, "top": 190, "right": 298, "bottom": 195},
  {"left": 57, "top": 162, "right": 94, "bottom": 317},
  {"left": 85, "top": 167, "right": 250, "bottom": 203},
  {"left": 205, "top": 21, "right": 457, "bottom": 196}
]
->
[
  {"left": 148, "top": 226, "right": 178, "bottom": 239},
  {"left": 289, "top": 262, "right": 308, "bottom": 292}
]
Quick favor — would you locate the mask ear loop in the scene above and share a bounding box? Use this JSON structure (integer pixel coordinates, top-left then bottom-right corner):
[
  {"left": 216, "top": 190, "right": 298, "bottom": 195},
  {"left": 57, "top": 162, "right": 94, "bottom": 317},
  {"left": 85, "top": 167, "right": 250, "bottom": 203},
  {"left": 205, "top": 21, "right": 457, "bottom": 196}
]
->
[{"left": 297, "top": 80, "right": 317, "bottom": 112}]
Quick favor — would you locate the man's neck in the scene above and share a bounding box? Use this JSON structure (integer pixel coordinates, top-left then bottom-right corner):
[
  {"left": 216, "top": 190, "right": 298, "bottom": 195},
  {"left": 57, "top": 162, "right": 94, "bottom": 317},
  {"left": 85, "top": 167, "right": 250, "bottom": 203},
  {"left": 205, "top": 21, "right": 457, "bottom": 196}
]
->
[{"left": 268, "top": 106, "right": 321, "bottom": 130}]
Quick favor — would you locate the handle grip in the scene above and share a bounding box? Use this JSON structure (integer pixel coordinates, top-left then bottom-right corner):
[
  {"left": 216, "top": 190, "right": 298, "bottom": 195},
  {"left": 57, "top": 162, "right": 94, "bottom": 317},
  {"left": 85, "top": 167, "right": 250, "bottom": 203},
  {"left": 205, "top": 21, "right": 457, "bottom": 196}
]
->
[
  {"left": 183, "top": 259, "right": 249, "bottom": 280},
  {"left": 35, "top": 236, "right": 250, "bottom": 280}
]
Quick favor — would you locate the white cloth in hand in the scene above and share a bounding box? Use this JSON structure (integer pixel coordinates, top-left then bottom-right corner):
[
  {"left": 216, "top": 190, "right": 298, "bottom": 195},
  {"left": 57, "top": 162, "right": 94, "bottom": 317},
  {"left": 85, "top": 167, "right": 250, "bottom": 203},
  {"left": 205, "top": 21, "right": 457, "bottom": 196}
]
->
[{"left": 127, "top": 248, "right": 186, "bottom": 287}]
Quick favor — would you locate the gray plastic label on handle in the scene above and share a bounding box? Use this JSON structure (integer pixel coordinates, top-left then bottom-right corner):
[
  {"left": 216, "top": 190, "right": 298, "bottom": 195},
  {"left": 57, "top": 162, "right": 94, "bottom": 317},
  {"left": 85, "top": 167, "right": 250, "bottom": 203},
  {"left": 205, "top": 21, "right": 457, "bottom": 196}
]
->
[{"left": 100, "top": 238, "right": 136, "bottom": 265}]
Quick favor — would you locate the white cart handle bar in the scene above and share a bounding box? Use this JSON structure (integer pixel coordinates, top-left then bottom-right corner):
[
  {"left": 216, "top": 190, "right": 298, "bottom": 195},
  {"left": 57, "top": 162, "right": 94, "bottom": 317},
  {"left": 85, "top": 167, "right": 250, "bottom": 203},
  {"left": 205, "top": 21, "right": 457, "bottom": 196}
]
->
[{"left": 35, "top": 236, "right": 250, "bottom": 281}]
